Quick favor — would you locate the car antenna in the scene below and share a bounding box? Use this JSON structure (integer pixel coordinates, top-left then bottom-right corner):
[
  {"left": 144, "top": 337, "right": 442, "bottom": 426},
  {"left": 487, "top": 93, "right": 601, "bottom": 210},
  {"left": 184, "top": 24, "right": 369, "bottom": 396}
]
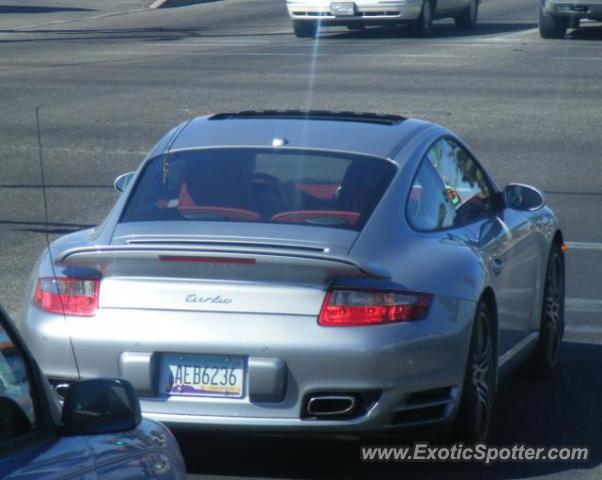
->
[
  {"left": 35, "top": 107, "right": 53, "bottom": 260},
  {"left": 35, "top": 106, "right": 81, "bottom": 378}
]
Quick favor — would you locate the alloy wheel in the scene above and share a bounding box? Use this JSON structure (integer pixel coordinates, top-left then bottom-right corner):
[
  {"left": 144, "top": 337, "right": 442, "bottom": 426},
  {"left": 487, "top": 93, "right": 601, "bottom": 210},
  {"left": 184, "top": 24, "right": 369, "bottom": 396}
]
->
[
  {"left": 543, "top": 252, "right": 564, "bottom": 366},
  {"left": 471, "top": 309, "right": 493, "bottom": 439}
]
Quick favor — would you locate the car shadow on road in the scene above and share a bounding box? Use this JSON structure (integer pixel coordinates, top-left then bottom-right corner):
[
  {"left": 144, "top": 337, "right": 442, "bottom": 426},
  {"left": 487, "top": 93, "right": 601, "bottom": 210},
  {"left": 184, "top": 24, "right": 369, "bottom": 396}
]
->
[
  {"left": 178, "top": 340, "right": 602, "bottom": 479},
  {"left": 0, "top": 6, "right": 95, "bottom": 14},
  {"left": 319, "top": 21, "right": 537, "bottom": 40},
  {"left": 157, "top": 0, "right": 223, "bottom": 8},
  {"left": 0, "top": 220, "right": 94, "bottom": 235},
  {"left": 0, "top": 26, "right": 273, "bottom": 44},
  {"left": 567, "top": 24, "right": 602, "bottom": 41},
  {"left": 0, "top": 26, "right": 296, "bottom": 45},
  {"left": 0, "top": 21, "right": 537, "bottom": 44}
]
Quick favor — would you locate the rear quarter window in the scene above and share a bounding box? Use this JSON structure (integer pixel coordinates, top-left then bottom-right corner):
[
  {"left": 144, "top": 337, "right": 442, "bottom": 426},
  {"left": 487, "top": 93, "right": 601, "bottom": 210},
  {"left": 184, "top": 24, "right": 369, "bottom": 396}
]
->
[{"left": 406, "top": 159, "right": 457, "bottom": 232}]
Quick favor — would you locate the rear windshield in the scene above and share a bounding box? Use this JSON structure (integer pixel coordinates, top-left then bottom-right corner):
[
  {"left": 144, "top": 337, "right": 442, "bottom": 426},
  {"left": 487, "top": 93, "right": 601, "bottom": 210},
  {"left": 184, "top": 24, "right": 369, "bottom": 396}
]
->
[{"left": 120, "top": 148, "right": 396, "bottom": 231}]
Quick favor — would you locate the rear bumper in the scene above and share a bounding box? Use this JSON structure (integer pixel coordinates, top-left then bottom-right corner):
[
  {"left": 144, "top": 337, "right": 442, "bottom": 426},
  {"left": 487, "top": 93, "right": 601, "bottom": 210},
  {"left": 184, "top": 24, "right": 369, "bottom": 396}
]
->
[
  {"left": 286, "top": 0, "right": 423, "bottom": 23},
  {"left": 142, "top": 387, "right": 458, "bottom": 433},
  {"left": 543, "top": 0, "right": 602, "bottom": 19},
  {"left": 23, "top": 296, "right": 475, "bottom": 433}
]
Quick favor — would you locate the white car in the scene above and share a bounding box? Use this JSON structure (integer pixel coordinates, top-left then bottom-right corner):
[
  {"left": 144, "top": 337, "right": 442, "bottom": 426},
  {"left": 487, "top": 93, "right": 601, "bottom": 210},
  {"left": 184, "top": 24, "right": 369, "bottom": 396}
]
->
[
  {"left": 538, "top": 0, "right": 602, "bottom": 38},
  {"left": 287, "top": 0, "right": 479, "bottom": 37}
]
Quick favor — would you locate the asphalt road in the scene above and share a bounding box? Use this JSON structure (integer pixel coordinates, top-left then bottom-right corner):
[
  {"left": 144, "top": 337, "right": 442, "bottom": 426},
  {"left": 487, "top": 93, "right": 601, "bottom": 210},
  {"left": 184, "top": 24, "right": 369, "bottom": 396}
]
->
[{"left": 1, "top": 0, "right": 602, "bottom": 478}]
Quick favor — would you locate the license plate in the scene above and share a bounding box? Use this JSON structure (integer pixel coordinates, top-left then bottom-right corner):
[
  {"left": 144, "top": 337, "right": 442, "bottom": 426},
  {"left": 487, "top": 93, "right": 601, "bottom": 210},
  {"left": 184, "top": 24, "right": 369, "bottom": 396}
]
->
[
  {"left": 330, "top": 2, "right": 356, "bottom": 16},
  {"left": 162, "top": 353, "right": 245, "bottom": 398}
]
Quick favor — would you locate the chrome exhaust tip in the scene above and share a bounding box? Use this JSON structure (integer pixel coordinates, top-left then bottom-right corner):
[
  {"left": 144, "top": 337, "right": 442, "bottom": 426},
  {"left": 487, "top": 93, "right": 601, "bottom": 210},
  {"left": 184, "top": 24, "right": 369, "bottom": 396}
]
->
[{"left": 306, "top": 395, "right": 357, "bottom": 417}]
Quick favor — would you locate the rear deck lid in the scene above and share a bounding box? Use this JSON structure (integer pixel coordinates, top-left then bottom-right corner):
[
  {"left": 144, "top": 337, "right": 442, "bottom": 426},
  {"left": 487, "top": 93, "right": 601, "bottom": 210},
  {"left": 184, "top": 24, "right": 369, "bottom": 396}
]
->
[
  {"left": 110, "top": 221, "right": 357, "bottom": 256},
  {"left": 63, "top": 223, "right": 389, "bottom": 316},
  {"left": 65, "top": 147, "right": 396, "bottom": 315}
]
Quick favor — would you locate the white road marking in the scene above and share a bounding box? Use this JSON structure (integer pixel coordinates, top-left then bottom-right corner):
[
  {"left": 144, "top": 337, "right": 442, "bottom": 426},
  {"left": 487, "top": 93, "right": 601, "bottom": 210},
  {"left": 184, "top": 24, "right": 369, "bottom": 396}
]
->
[
  {"left": 89, "top": 49, "right": 462, "bottom": 60},
  {"left": 150, "top": 39, "right": 521, "bottom": 48},
  {"left": 485, "top": 27, "right": 539, "bottom": 42},
  {"left": 215, "top": 53, "right": 459, "bottom": 60},
  {"left": 0, "top": 145, "right": 146, "bottom": 156},
  {"left": 554, "top": 56, "right": 602, "bottom": 61},
  {"left": 150, "top": 0, "right": 169, "bottom": 8},
  {"left": 566, "top": 241, "right": 602, "bottom": 252},
  {"left": 566, "top": 297, "right": 602, "bottom": 313},
  {"left": 565, "top": 325, "right": 602, "bottom": 334}
]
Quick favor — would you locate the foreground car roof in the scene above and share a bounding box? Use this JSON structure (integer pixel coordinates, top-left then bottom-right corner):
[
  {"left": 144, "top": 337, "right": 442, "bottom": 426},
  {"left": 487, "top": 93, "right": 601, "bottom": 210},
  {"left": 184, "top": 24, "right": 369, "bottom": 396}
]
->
[{"left": 169, "top": 110, "right": 432, "bottom": 160}]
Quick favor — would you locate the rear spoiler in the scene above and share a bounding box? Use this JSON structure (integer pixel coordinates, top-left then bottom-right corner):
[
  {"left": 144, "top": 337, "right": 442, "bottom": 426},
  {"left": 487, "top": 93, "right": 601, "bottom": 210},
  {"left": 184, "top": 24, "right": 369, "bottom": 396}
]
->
[{"left": 58, "top": 245, "right": 391, "bottom": 279}]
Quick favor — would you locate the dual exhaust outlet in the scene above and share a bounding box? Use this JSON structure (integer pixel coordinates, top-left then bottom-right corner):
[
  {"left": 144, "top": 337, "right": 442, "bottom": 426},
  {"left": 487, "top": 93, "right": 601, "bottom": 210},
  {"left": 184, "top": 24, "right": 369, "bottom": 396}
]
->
[{"left": 306, "top": 394, "right": 358, "bottom": 418}]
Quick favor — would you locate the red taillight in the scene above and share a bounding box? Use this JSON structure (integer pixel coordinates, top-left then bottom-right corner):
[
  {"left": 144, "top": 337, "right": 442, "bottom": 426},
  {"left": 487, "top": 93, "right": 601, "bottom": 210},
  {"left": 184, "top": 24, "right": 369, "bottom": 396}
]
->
[
  {"left": 318, "top": 289, "right": 433, "bottom": 326},
  {"left": 34, "top": 277, "right": 100, "bottom": 317}
]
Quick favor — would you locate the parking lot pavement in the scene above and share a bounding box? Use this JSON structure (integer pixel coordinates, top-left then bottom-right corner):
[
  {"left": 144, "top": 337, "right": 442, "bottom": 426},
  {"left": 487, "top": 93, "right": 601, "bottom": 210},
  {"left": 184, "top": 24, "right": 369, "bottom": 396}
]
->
[{"left": 1, "top": 0, "right": 602, "bottom": 478}]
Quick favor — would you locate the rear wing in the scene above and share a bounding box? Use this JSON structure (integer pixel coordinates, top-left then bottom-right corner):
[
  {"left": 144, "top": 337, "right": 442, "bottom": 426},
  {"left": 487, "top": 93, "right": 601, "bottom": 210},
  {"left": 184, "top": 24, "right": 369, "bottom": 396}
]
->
[{"left": 58, "top": 245, "right": 391, "bottom": 280}]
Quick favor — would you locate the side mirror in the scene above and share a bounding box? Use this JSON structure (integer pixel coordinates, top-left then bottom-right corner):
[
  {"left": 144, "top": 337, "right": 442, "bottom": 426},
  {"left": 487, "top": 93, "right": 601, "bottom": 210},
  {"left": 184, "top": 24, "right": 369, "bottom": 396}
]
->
[
  {"left": 62, "top": 378, "right": 141, "bottom": 436},
  {"left": 503, "top": 183, "right": 545, "bottom": 211},
  {"left": 114, "top": 172, "right": 135, "bottom": 193}
]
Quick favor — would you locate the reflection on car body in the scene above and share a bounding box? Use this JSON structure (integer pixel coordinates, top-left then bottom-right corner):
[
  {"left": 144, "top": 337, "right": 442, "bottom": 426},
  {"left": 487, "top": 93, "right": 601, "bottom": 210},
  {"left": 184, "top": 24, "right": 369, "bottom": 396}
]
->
[
  {"left": 0, "top": 306, "right": 186, "bottom": 479},
  {"left": 0, "top": 332, "right": 34, "bottom": 426}
]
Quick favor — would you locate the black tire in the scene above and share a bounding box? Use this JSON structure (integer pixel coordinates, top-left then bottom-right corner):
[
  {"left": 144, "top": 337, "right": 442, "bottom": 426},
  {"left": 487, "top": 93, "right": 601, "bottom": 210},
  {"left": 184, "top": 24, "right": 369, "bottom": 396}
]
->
[
  {"left": 293, "top": 20, "right": 319, "bottom": 38},
  {"left": 452, "top": 301, "right": 496, "bottom": 444},
  {"left": 523, "top": 243, "right": 565, "bottom": 379},
  {"left": 408, "top": 0, "right": 433, "bottom": 37},
  {"left": 455, "top": 0, "right": 479, "bottom": 30},
  {"left": 538, "top": 7, "right": 568, "bottom": 39}
]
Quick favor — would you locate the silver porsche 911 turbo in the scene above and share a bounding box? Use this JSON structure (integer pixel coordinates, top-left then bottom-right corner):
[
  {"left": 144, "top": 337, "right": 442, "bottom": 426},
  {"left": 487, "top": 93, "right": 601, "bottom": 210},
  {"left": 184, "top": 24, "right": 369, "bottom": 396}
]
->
[{"left": 22, "top": 110, "right": 565, "bottom": 442}]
